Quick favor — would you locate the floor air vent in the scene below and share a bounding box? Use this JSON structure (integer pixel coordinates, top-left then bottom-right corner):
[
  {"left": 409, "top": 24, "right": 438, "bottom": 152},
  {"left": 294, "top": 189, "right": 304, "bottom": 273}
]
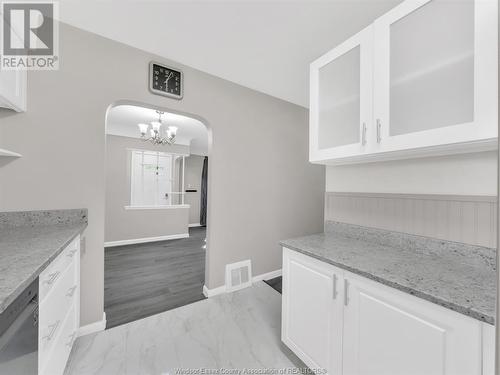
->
[{"left": 225, "top": 260, "right": 252, "bottom": 292}]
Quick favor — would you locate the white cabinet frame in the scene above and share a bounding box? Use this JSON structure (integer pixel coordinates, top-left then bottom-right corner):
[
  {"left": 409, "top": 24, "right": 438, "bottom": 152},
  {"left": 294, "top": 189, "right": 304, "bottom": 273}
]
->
[{"left": 309, "top": 25, "right": 373, "bottom": 163}]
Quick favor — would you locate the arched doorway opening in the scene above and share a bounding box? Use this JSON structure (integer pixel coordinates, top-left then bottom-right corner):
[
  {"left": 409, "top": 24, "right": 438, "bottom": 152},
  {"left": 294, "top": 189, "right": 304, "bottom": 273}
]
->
[{"left": 103, "top": 101, "right": 211, "bottom": 328}]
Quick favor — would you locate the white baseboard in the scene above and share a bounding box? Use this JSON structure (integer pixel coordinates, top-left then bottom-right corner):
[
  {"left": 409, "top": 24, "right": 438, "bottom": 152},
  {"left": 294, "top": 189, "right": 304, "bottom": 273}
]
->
[
  {"left": 189, "top": 223, "right": 202, "bottom": 228},
  {"left": 203, "top": 284, "right": 226, "bottom": 297},
  {"left": 252, "top": 269, "right": 282, "bottom": 282},
  {"left": 104, "top": 233, "right": 189, "bottom": 247},
  {"left": 203, "top": 268, "right": 282, "bottom": 298},
  {"left": 78, "top": 312, "right": 106, "bottom": 337}
]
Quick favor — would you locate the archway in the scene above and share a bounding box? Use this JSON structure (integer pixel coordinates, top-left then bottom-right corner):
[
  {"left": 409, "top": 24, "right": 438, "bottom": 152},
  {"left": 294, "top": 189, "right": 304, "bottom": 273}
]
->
[{"left": 103, "top": 101, "right": 212, "bottom": 328}]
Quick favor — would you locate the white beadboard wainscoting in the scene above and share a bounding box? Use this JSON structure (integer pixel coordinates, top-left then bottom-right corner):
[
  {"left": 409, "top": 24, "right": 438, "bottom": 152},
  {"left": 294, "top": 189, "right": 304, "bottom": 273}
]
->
[{"left": 325, "top": 192, "right": 497, "bottom": 248}]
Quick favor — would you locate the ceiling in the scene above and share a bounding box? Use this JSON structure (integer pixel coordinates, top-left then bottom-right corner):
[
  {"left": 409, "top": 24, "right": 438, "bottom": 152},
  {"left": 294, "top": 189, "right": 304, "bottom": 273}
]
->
[
  {"left": 59, "top": 0, "right": 403, "bottom": 108},
  {"left": 106, "top": 105, "right": 209, "bottom": 155}
]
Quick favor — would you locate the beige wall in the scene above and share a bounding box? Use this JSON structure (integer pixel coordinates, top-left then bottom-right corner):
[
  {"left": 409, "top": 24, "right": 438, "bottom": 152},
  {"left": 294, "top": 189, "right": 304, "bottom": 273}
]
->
[
  {"left": 184, "top": 155, "right": 205, "bottom": 225},
  {"left": 105, "top": 135, "right": 190, "bottom": 243},
  {"left": 0, "top": 24, "right": 325, "bottom": 325},
  {"left": 326, "top": 151, "right": 498, "bottom": 196}
]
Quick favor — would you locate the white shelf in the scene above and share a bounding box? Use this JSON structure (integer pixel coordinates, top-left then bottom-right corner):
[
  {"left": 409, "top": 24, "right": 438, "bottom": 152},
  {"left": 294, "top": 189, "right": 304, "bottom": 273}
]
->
[{"left": 0, "top": 148, "right": 22, "bottom": 157}]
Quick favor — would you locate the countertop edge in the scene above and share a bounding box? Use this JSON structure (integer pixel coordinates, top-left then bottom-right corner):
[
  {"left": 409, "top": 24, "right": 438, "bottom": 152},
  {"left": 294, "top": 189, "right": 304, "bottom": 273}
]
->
[
  {"left": 0, "top": 222, "right": 87, "bottom": 314},
  {"left": 280, "top": 241, "right": 494, "bottom": 325}
]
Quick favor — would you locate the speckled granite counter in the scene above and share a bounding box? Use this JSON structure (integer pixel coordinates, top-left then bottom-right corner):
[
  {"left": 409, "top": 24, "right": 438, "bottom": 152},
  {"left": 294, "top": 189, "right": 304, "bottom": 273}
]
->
[
  {"left": 0, "top": 209, "right": 87, "bottom": 314},
  {"left": 280, "top": 221, "right": 496, "bottom": 324}
]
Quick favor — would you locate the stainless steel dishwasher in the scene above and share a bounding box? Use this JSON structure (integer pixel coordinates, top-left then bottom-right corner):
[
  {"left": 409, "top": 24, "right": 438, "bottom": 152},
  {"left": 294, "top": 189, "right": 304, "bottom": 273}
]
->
[{"left": 0, "top": 278, "right": 38, "bottom": 375}]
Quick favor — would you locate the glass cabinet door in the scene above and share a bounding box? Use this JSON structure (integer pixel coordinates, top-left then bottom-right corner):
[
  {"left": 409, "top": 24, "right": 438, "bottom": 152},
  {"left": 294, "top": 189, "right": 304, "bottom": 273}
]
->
[
  {"left": 317, "top": 46, "right": 360, "bottom": 150},
  {"left": 390, "top": 0, "right": 474, "bottom": 136},
  {"left": 374, "top": 0, "right": 497, "bottom": 152},
  {"left": 310, "top": 26, "right": 373, "bottom": 163}
]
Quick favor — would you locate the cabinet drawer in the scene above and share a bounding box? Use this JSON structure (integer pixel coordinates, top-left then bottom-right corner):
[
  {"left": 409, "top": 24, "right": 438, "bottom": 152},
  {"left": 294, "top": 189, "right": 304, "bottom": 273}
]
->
[
  {"left": 38, "top": 258, "right": 77, "bottom": 368},
  {"left": 40, "top": 304, "right": 78, "bottom": 375},
  {"left": 39, "top": 236, "right": 79, "bottom": 302}
]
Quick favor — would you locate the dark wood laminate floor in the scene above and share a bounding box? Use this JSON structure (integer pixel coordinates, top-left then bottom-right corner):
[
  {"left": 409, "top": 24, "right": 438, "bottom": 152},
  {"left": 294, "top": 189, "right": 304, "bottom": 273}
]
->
[{"left": 104, "top": 227, "right": 207, "bottom": 329}]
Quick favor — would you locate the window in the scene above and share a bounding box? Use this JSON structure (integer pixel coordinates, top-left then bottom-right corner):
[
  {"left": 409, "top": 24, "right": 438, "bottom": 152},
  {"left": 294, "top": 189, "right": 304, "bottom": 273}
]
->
[{"left": 130, "top": 150, "right": 186, "bottom": 207}]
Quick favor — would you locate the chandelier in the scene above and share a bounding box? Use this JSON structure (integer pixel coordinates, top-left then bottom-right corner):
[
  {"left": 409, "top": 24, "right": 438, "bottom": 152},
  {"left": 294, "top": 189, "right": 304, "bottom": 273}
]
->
[{"left": 137, "top": 110, "right": 178, "bottom": 145}]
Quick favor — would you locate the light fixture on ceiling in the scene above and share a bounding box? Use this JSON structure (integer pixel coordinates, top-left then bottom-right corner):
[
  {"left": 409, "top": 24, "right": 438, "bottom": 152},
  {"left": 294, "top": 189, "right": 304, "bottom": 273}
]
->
[{"left": 138, "top": 110, "right": 178, "bottom": 145}]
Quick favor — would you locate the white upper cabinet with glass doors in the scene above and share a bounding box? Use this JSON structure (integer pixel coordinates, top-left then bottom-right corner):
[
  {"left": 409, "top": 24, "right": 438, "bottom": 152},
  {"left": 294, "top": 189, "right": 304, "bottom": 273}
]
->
[
  {"left": 310, "top": 0, "right": 498, "bottom": 165},
  {"left": 310, "top": 25, "right": 373, "bottom": 163}
]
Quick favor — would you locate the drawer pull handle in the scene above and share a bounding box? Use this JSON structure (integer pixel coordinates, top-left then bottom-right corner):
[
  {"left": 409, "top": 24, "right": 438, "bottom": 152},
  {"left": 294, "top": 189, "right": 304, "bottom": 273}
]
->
[
  {"left": 344, "top": 279, "right": 350, "bottom": 306},
  {"left": 67, "top": 248, "right": 78, "bottom": 258},
  {"left": 361, "top": 122, "right": 367, "bottom": 145},
  {"left": 66, "top": 332, "right": 77, "bottom": 347},
  {"left": 376, "top": 119, "right": 382, "bottom": 143},
  {"left": 43, "top": 320, "right": 60, "bottom": 341},
  {"left": 44, "top": 271, "right": 60, "bottom": 285},
  {"left": 332, "top": 274, "right": 338, "bottom": 300},
  {"left": 66, "top": 285, "right": 76, "bottom": 298},
  {"left": 66, "top": 286, "right": 77, "bottom": 297}
]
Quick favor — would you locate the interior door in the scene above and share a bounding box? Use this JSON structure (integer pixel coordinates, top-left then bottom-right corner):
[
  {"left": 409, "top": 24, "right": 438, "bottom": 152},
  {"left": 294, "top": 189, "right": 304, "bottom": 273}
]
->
[
  {"left": 373, "top": 0, "right": 497, "bottom": 154},
  {"left": 281, "top": 249, "right": 343, "bottom": 375},
  {"left": 342, "top": 272, "right": 482, "bottom": 375},
  {"left": 309, "top": 25, "right": 373, "bottom": 163}
]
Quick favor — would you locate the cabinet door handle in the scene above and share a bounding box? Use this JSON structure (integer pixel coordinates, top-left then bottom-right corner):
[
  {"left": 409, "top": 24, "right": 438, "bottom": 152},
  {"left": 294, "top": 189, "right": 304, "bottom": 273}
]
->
[
  {"left": 376, "top": 119, "right": 382, "bottom": 143},
  {"left": 361, "top": 122, "right": 367, "bottom": 145},
  {"left": 332, "top": 274, "right": 338, "bottom": 299},
  {"left": 344, "top": 279, "right": 349, "bottom": 306},
  {"left": 43, "top": 320, "right": 61, "bottom": 341},
  {"left": 66, "top": 332, "right": 77, "bottom": 347},
  {"left": 66, "top": 285, "right": 77, "bottom": 298},
  {"left": 44, "top": 271, "right": 60, "bottom": 285}
]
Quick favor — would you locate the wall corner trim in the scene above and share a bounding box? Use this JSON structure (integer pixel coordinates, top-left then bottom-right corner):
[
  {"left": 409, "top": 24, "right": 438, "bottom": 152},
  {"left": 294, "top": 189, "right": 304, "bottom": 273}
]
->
[
  {"left": 203, "top": 284, "right": 226, "bottom": 298},
  {"left": 78, "top": 312, "right": 106, "bottom": 337},
  {"left": 104, "top": 233, "right": 189, "bottom": 247},
  {"left": 203, "top": 268, "right": 282, "bottom": 298}
]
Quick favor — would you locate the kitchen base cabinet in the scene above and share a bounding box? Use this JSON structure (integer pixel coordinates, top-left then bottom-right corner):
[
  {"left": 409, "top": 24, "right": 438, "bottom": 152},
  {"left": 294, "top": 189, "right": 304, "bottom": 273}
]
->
[
  {"left": 282, "top": 250, "right": 343, "bottom": 374},
  {"left": 482, "top": 323, "right": 495, "bottom": 375},
  {"left": 342, "top": 272, "right": 482, "bottom": 375},
  {"left": 39, "top": 235, "right": 81, "bottom": 375},
  {"left": 281, "top": 247, "right": 491, "bottom": 375}
]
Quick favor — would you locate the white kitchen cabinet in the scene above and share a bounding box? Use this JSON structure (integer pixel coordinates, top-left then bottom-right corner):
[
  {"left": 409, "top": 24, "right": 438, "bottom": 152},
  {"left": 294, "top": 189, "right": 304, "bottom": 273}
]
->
[
  {"left": 0, "top": 22, "right": 26, "bottom": 112},
  {"left": 309, "top": 25, "right": 373, "bottom": 163},
  {"left": 0, "top": 22, "right": 27, "bottom": 112},
  {"left": 0, "top": 68, "right": 26, "bottom": 112},
  {"left": 310, "top": 0, "right": 498, "bottom": 165},
  {"left": 372, "top": 0, "right": 497, "bottom": 157},
  {"left": 282, "top": 249, "right": 343, "bottom": 374},
  {"left": 39, "top": 235, "right": 80, "bottom": 375},
  {"left": 281, "top": 247, "right": 491, "bottom": 375},
  {"left": 342, "top": 271, "right": 482, "bottom": 375}
]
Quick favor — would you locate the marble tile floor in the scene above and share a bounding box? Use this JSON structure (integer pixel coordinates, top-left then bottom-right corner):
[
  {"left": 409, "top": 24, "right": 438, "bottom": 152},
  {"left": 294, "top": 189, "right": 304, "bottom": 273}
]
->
[{"left": 65, "top": 282, "right": 305, "bottom": 375}]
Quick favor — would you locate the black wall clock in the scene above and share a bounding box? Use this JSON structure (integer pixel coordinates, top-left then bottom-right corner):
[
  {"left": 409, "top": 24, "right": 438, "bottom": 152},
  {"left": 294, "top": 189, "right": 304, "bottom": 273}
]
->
[{"left": 149, "top": 62, "right": 183, "bottom": 100}]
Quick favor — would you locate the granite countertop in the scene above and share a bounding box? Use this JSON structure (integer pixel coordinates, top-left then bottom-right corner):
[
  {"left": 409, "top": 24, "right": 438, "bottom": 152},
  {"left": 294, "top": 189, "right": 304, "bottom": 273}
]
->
[
  {"left": 0, "top": 209, "right": 87, "bottom": 314},
  {"left": 280, "top": 222, "right": 496, "bottom": 325}
]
